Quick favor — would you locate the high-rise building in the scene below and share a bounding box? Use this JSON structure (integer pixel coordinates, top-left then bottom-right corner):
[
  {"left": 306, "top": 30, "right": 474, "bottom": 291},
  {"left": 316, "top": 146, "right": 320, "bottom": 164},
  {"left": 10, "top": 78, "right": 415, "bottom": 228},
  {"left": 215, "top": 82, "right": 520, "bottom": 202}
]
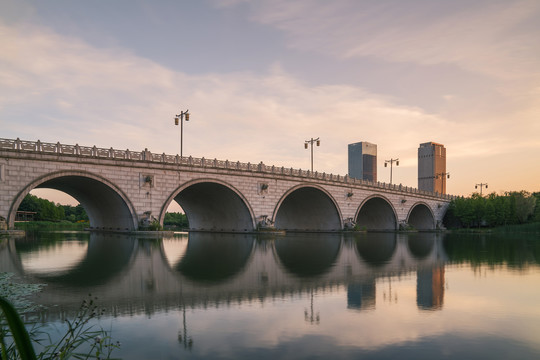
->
[
  {"left": 348, "top": 142, "right": 377, "bottom": 182},
  {"left": 418, "top": 142, "right": 446, "bottom": 194}
]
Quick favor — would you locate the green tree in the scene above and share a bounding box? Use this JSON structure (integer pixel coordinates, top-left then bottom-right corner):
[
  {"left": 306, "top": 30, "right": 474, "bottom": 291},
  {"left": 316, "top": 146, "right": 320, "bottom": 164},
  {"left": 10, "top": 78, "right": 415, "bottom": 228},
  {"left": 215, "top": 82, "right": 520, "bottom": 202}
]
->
[
  {"left": 510, "top": 191, "right": 536, "bottom": 223},
  {"left": 164, "top": 212, "right": 189, "bottom": 228}
]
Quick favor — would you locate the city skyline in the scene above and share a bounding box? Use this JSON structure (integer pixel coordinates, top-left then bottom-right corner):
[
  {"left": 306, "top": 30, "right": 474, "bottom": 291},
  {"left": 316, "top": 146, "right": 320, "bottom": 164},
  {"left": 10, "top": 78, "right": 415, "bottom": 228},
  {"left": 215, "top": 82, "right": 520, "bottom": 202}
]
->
[{"left": 2, "top": 0, "right": 539, "bottom": 204}]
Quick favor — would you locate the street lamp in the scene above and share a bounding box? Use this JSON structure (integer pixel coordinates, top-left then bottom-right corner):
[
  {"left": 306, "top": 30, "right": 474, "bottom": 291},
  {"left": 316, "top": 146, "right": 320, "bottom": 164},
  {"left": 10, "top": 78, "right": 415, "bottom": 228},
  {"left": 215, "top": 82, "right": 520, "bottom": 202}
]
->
[
  {"left": 384, "top": 158, "right": 399, "bottom": 184},
  {"left": 174, "top": 109, "right": 190, "bottom": 157},
  {"left": 304, "top": 137, "right": 320, "bottom": 172},
  {"left": 475, "top": 183, "right": 488, "bottom": 196}
]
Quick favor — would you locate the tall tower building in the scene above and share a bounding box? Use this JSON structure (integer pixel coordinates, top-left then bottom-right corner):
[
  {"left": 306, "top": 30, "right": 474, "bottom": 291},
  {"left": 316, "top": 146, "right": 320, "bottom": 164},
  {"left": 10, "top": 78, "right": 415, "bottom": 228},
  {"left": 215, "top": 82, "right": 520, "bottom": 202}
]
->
[
  {"left": 418, "top": 142, "right": 446, "bottom": 194},
  {"left": 348, "top": 142, "right": 377, "bottom": 182}
]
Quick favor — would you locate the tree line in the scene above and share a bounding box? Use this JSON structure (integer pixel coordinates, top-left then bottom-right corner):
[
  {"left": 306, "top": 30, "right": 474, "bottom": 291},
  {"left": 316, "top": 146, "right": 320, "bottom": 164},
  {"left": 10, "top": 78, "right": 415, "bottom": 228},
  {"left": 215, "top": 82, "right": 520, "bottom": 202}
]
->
[
  {"left": 18, "top": 193, "right": 190, "bottom": 227},
  {"left": 18, "top": 194, "right": 89, "bottom": 222},
  {"left": 444, "top": 191, "right": 540, "bottom": 228},
  {"left": 163, "top": 212, "right": 189, "bottom": 229}
]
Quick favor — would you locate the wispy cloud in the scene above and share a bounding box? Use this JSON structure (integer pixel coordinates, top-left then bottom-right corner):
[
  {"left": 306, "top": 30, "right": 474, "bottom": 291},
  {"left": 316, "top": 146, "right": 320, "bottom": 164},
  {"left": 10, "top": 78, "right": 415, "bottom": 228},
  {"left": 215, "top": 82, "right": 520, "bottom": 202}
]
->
[{"left": 238, "top": 0, "right": 540, "bottom": 80}]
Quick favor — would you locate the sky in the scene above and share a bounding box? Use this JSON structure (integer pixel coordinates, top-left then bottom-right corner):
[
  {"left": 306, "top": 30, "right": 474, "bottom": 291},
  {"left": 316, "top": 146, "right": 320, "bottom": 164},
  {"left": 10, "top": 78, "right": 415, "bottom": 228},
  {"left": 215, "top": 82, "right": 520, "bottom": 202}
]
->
[{"left": 1, "top": 0, "right": 539, "bottom": 204}]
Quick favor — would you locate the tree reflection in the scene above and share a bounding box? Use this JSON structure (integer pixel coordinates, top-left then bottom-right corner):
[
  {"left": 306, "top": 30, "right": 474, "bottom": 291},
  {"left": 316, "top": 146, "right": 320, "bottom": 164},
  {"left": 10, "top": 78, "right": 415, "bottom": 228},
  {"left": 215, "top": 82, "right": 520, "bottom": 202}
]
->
[{"left": 443, "top": 233, "right": 540, "bottom": 268}]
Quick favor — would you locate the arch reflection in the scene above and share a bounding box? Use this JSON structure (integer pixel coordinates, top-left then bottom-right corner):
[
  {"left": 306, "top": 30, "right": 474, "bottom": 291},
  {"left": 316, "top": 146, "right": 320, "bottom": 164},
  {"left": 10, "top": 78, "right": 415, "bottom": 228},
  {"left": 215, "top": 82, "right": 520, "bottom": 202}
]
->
[
  {"left": 176, "top": 232, "right": 255, "bottom": 284},
  {"left": 407, "top": 233, "right": 435, "bottom": 259},
  {"left": 15, "top": 232, "right": 136, "bottom": 286},
  {"left": 273, "top": 233, "right": 342, "bottom": 278},
  {"left": 354, "top": 232, "right": 397, "bottom": 267}
]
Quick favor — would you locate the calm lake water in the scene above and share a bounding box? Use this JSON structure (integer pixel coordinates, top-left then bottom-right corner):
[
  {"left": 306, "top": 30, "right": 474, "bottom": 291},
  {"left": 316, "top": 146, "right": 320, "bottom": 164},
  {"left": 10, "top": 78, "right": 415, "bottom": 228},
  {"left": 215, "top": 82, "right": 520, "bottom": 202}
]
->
[{"left": 1, "top": 231, "right": 540, "bottom": 359}]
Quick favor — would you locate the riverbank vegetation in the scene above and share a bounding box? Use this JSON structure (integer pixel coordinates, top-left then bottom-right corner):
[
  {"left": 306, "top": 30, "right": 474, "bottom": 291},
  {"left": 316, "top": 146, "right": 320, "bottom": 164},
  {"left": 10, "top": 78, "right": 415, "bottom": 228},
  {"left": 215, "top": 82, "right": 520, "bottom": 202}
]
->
[
  {"left": 0, "top": 273, "right": 119, "bottom": 359},
  {"left": 17, "top": 194, "right": 191, "bottom": 230},
  {"left": 163, "top": 212, "right": 189, "bottom": 230},
  {"left": 18, "top": 194, "right": 89, "bottom": 223},
  {"left": 444, "top": 191, "right": 540, "bottom": 230}
]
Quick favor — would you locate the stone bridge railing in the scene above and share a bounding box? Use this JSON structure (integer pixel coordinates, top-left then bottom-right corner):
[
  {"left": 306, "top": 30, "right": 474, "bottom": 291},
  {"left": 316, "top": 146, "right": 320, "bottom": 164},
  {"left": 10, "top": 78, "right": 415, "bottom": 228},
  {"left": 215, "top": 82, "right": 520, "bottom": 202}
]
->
[{"left": 0, "top": 138, "right": 455, "bottom": 200}]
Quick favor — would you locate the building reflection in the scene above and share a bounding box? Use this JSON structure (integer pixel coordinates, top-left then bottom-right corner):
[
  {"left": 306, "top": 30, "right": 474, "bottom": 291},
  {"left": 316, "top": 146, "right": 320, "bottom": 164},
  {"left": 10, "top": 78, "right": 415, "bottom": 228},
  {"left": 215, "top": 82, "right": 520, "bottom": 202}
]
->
[
  {"left": 417, "top": 267, "right": 445, "bottom": 310},
  {"left": 347, "top": 280, "right": 376, "bottom": 310}
]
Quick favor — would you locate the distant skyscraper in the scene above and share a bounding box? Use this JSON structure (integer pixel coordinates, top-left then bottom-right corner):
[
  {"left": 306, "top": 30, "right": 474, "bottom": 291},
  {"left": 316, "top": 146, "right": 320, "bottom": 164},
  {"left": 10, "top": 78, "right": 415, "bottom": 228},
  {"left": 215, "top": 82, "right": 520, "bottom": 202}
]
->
[
  {"left": 418, "top": 142, "right": 446, "bottom": 194},
  {"left": 348, "top": 142, "right": 377, "bottom": 182}
]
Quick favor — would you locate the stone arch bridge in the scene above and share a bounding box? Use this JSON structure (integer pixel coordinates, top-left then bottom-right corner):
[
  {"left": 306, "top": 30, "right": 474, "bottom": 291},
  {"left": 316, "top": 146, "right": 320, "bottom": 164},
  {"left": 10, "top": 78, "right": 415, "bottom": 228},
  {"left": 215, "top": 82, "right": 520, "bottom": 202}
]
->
[{"left": 0, "top": 138, "right": 454, "bottom": 232}]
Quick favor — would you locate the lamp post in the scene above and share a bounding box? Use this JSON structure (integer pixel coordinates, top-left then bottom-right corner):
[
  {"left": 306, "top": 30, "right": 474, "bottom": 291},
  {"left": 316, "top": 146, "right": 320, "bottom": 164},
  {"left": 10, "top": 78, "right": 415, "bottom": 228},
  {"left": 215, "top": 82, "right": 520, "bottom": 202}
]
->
[
  {"left": 174, "top": 109, "right": 190, "bottom": 157},
  {"left": 384, "top": 158, "right": 399, "bottom": 184},
  {"left": 304, "top": 137, "right": 320, "bottom": 172},
  {"left": 475, "top": 183, "right": 488, "bottom": 196}
]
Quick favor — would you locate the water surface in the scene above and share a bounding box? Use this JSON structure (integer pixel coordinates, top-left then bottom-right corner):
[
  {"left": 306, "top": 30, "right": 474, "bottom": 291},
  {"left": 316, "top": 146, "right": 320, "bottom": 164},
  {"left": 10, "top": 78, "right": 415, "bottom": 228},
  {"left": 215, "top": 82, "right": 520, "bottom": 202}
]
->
[{"left": 1, "top": 231, "right": 539, "bottom": 359}]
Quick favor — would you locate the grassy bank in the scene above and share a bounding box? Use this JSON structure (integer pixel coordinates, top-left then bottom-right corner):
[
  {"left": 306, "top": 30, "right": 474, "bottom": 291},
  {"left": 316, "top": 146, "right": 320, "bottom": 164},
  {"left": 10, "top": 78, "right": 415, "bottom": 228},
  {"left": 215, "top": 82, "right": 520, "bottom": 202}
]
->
[
  {"left": 14, "top": 221, "right": 89, "bottom": 231},
  {"left": 449, "top": 222, "right": 540, "bottom": 234}
]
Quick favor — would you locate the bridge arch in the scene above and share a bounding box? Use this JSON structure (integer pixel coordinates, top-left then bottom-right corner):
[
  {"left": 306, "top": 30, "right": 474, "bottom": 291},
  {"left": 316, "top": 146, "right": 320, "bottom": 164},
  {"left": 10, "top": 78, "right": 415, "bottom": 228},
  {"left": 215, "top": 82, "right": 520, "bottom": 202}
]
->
[
  {"left": 160, "top": 178, "right": 256, "bottom": 232},
  {"left": 407, "top": 202, "right": 435, "bottom": 230},
  {"left": 8, "top": 170, "right": 138, "bottom": 230},
  {"left": 273, "top": 184, "right": 342, "bottom": 231},
  {"left": 355, "top": 195, "right": 398, "bottom": 231}
]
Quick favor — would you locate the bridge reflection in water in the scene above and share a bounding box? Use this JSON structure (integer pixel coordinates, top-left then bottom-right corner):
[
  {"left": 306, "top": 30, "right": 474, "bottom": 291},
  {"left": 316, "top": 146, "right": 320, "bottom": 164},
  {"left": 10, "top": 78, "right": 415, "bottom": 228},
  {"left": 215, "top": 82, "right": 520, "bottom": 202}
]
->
[{"left": 0, "top": 232, "right": 448, "bottom": 319}]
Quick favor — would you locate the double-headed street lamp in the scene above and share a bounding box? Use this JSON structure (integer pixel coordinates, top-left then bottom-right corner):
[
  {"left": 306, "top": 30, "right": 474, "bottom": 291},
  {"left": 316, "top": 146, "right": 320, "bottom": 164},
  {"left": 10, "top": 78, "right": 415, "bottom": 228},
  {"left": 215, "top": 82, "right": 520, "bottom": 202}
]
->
[
  {"left": 304, "top": 137, "right": 320, "bottom": 172},
  {"left": 475, "top": 183, "right": 488, "bottom": 196},
  {"left": 174, "top": 110, "right": 190, "bottom": 157},
  {"left": 384, "top": 158, "right": 399, "bottom": 184}
]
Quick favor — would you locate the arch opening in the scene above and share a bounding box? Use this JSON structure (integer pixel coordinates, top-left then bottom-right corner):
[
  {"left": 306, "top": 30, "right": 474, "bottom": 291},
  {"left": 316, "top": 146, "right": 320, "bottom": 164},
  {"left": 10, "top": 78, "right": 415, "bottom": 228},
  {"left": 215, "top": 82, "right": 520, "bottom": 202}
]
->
[
  {"left": 408, "top": 203, "right": 435, "bottom": 230},
  {"left": 171, "top": 181, "right": 254, "bottom": 232},
  {"left": 274, "top": 186, "right": 341, "bottom": 231},
  {"left": 11, "top": 174, "right": 137, "bottom": 230},
  {"left": 355, "top": 197, "right": 397, "bottom": 231}
]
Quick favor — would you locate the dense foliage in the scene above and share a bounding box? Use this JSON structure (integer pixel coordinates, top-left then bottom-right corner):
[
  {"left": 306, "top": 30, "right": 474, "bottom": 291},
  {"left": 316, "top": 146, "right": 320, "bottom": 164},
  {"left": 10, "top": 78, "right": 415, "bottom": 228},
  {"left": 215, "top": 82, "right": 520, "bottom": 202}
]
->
[
  {"left": 163, "top": 212, "right": 189, "bottom": 229},
  {"left": 444, "top": 191, "right": 539, "bottom": 228},
  {"left": 18, "top": 194, "right": 88, "bottom": 222}
]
